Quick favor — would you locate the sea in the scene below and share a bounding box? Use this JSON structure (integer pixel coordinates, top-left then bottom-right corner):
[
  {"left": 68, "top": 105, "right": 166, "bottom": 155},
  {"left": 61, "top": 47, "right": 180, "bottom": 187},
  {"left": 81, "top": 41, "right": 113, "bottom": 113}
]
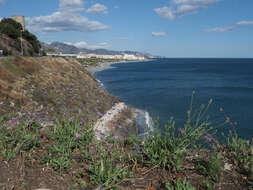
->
[{"left": 94, "top": 58, "right": 253, "bottom": 140}]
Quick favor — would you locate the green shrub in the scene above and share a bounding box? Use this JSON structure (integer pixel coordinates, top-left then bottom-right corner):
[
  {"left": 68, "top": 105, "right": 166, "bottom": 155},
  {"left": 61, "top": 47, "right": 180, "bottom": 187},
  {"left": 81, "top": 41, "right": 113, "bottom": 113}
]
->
[
  {"left": 0, "top": 117, "right": 41, "bottom": 160},
  {"left": 201, "top": 180, "right": 215, "bottom": 190},
  {"left": 40, "top": 117, "right": 94, "bottom": 172},
  {"left": 22, "top": 30, "right": 41, "bottom": 53},
  {"left": 226, "top": 132, "right": 253, "bottom": 176},
  {"left": 0, "top": 22, "right": 21, "bottom": 39},
  {"left": 86, "top": 142, "right": 131, "bottom": 188},
  {"left": 166, "top": 179, "right": 195, "bottom": 190},
  {"left": 0, "top": 18, "right": 23, "bottom": 31},
  {"left": 196, "top": 153, "right": 223, "bottom": 183},
  {"left": 143, "top": 95, "right": 214, "bottom": 171}
]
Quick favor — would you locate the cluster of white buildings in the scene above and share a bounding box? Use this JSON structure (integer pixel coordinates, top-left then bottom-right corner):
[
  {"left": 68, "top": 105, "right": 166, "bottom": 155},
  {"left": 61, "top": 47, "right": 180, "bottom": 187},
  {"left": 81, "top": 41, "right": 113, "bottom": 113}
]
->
[{"left": 47, "top": 52, "right": 146, "bottom": 61}]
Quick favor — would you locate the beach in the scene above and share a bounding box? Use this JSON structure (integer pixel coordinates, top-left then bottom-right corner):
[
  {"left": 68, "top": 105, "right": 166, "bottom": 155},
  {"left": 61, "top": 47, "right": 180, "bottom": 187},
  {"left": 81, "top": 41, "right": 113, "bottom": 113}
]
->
[{"left": 86, "top": 61, "right": 122, "bottom": 74}]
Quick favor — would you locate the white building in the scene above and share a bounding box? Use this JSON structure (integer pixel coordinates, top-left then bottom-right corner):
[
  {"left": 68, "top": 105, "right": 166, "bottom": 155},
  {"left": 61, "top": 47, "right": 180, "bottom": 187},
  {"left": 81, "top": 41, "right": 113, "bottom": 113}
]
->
[
  {"left": 47, "top": 51, "right": 145, "bottom": 60},
  {"left": 113, "top": 54, "right": 123, "bottom": 59},
  {"left": 122, "top": 54, "right": 145, "bottom": 60},
  {"left": 47, "top": 52, "right": 78, "bottom": 57}
]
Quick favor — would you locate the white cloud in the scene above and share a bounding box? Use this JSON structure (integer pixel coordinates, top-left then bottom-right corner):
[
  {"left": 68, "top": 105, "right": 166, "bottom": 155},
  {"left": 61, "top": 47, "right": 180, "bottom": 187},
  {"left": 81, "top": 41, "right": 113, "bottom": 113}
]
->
[
  {"left": 154, "top": 0, "right": 220, "bottom": 19},
  {"left": 86, "top": 3, "right": 108, "bottom": 14},
  {"left": 152, "top": 32, "right": 166, "bottom": 37},
  {"left": 0, "top": 0, "right": 4, "bottom": 4},
  {"left": 64, "top": 41, "right": 110, "bottom": 49},
  {"left": 59, "top": 0, "right": 84, "bottom": 12},
  {"left": 236, "top": 21, "right": 253, "bottom": 26},
  {"left": 205, "top": 20, "right": 253, "bottom": 32},
  {"left": 205, "top": 26, "right": 234, "bottom": 32},
  {"left": 26, "top": 0, "right": 110, "bottom": 33},
  {"left": 114, "top": 5, "right": 119, "bottom": 9},
  {"left": 154, "top": 7, "right": 176, "bottom": 19}
]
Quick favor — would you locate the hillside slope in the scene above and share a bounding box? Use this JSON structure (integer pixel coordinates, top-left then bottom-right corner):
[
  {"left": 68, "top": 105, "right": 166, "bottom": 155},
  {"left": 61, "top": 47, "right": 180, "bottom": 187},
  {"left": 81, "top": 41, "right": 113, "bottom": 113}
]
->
[{"left": 0, "top": 57, "right": 119, "bottom": 124}]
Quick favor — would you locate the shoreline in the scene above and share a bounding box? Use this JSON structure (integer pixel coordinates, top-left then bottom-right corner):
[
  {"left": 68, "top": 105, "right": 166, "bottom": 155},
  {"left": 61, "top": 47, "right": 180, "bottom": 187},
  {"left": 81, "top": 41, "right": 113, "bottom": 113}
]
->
[
  {"left": 86, "top": 60, "right": 153, "bottom": 140},
  {"left": 86, "top": 61, "right": 119, "bottom": 74},
  {"left": 86, "top": 59, "right": 152, "bottom": 75}
]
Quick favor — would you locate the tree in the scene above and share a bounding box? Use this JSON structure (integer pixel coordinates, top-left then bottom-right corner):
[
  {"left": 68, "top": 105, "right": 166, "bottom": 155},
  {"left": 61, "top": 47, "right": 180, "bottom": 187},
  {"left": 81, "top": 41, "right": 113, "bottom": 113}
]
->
[
  {"left": 0, "top": 18, "right": 23, "bottom": 31},
  {"left": 0, "top": 23, "right": 21, "bottom": 39},
  {"left": 22, "top": 30, "right": 41, "bottom": 53}
]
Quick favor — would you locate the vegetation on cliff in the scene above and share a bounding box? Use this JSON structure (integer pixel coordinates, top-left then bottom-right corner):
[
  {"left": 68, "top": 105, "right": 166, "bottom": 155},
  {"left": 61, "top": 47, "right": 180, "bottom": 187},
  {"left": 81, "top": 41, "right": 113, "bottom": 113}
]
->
[
  {"left": 0, "top": 18, "right": 41, "bottom": 56},
  {"left": 0, "top": 100, "right": 252, "bottom": 190},
  {"left": 0, "top": 57, "right": 252, "bottom": 190},
  {"left": 0, "top": 57, "right": 118, "bottom": 124}
]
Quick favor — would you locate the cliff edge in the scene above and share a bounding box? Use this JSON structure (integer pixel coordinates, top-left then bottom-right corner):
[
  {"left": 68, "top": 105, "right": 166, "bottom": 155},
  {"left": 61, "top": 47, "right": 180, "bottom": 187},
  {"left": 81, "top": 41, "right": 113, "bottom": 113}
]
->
[{"left": 0, "top": 57, "right": 119, "bottom": 125}]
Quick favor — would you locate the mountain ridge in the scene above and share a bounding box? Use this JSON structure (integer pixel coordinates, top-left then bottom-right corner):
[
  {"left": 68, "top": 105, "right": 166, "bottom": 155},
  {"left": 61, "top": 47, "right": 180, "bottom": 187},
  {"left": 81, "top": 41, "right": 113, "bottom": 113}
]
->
[{"left": 41, "top": 41, "right": 154, "bottom": 58}]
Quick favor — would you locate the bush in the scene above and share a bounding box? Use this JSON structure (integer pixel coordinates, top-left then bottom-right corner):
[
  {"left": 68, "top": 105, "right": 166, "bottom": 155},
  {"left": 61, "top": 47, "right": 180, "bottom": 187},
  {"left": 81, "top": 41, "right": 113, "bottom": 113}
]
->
[
  {"left": 86, "top": 143, "right": 131, "bottom": 188},
  {"left": 0, "top": 116, "right": 41, "bottom": 160},
  {"left": 0, "top": 22, "right": 21, "bottom": 39},
  {"left": 22, "top": 30, "right": 41, "bottom": 53},
  {"left": 166, "top": 179, "right": 195, "bottom": 190},
  {"left": 40, "top": 117, "right": 94, "bottom": 172},
  {"left": 226, "top": 132, "right": 253, "bottom": 177},
  {"left": 143, "top": 95, "right": 214, "bottom": 171},
  {"left": 196, "top": 153, "right": 223, "bottom": 183}
]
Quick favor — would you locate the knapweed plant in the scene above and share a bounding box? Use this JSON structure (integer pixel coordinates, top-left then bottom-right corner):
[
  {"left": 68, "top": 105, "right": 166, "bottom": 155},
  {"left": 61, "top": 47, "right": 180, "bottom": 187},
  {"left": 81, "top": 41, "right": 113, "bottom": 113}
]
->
[
  {"left": 0, "top": 115, "right": 41, "bottom": 160},
  {"left": 143, "top": 94, "right": 214, "bottom": 171},
  {"left": 40, "top": 117, "right": 94, "bottom": 172},
  {"left": 86, "top": 141, "right": 132, "bottom": 189}
]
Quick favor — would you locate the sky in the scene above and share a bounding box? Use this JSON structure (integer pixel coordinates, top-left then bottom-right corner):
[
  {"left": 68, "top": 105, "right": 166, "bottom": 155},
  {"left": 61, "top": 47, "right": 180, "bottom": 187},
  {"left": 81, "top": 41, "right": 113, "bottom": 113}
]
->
[{"left": 0, "top": 0, "right": 253, "bottom": 57}]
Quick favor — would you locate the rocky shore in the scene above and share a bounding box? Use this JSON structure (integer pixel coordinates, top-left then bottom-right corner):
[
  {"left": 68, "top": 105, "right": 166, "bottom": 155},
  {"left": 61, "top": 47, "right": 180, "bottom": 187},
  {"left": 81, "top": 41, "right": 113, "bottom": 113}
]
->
[{"left": 86, "top": 61, "right": 152, "bottom": 141}]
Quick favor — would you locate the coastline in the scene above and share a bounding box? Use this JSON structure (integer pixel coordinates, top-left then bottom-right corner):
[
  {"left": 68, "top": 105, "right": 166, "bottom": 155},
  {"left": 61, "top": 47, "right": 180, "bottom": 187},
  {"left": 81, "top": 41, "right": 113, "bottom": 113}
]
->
[
  {"left": 85, "top": 61, "right": 118, "bottom": 74},
  {"left": 86, "top": 59, "right": 152, "bottom": 74},
  {"left": 86, "top": 60, "right": 153, "bottom": 140}
]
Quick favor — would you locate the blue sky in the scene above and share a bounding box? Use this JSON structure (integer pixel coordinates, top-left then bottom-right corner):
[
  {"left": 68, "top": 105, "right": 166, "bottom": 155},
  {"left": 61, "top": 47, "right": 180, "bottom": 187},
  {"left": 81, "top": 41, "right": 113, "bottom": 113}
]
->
[{"left": 0, "top": 0, "right": 253, "bottom": 57}]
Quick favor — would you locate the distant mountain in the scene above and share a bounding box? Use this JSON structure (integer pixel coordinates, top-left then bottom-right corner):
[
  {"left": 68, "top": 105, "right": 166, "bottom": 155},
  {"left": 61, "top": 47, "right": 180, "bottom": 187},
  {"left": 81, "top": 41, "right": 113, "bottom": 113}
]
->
[{"left": 41, "top": 42, "right": 154, "bottom": 59}]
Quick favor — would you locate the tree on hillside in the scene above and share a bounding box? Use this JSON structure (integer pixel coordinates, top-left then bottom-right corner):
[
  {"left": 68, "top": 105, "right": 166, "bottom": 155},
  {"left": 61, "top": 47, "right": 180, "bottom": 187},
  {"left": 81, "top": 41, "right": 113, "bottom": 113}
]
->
[
  {"left": 0, "top": 17, "right": 41, "bottom": 56},
  {"left": 0, "top": 22, "right": 21, "bottom": 39},
  {"left": 0, "top": 18, "right": 23, "bottom": 31},
  {"left": 22, "top": 30, "right": 41, "bottom": 53}
]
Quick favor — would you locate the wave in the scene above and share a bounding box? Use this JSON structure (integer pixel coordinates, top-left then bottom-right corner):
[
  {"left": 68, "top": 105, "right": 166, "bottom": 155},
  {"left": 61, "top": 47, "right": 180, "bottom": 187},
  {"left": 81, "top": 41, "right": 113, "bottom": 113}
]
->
[
  {"left": 96, "top": 79, "right": 105, "bottom": 90},
  {"left": 135, "top": 109, "right": 154, "bottom": 139}
]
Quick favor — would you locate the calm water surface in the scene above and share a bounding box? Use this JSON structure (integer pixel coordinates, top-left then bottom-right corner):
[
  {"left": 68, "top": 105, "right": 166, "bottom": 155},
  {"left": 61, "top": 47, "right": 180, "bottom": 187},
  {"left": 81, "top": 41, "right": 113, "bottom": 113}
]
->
[{"left": 95, "top": 58, "right": 253, "bottom": 139}]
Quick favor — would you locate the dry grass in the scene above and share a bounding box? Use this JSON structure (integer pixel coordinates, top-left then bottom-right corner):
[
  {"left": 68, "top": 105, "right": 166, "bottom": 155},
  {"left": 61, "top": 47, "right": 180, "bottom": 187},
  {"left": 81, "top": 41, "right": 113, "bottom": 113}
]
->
[{"left": 0, "top": 56, "right": 119, "bottom": 125}]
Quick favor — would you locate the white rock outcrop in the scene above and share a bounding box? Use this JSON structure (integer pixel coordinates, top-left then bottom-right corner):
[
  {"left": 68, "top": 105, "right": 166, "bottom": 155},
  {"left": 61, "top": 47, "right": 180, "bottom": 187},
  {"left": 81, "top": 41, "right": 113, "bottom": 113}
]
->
[{"left": 94, "top": 102, "right": 127, "bottom": 140}]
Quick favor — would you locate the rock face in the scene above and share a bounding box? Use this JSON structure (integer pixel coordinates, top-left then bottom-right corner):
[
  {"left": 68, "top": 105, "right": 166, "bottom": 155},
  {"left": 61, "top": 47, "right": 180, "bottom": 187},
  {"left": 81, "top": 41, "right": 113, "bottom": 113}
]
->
[
  {"left": 0, "top": 34, "right": 39, "bottom": 56},
  {"left": 0, "top": 57, "right": 119, "bottom": 125},
  {"left": 94, "top": 102, "right": 138, "bottom": 140}
]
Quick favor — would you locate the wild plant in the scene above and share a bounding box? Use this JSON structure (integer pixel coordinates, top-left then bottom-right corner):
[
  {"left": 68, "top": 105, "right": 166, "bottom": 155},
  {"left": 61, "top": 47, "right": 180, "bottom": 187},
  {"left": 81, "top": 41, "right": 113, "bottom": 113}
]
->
[
  {"left": 201, "top": 180, "right": 215, "bottom": 190},
  {"left": 196, "top": 152, "right": 223, "bottom": 183},
  {"left": 0, "top": 115, "right": 41, "bottom": 160},
  {"left": 85, "top": 141, "right": 131, "bottom": 189},
  {"left": 165, "top": 179, "right": 195, "bottom": 190},
  {"left": 143, "top": 93, "right": 214, "bottom": 171},
  {"left": 40, "top": 116, "right": 94, "bottom": 172},
  {"left": 226, "top": 131, "right": 253, "bottom": 177}
]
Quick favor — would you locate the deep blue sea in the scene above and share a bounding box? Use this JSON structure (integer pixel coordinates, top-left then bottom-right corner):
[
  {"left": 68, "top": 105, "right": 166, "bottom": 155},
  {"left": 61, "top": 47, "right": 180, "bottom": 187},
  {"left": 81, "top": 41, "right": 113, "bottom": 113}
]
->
[{"left": 94, "top": 58, "right": 253, "bottom": 139}]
